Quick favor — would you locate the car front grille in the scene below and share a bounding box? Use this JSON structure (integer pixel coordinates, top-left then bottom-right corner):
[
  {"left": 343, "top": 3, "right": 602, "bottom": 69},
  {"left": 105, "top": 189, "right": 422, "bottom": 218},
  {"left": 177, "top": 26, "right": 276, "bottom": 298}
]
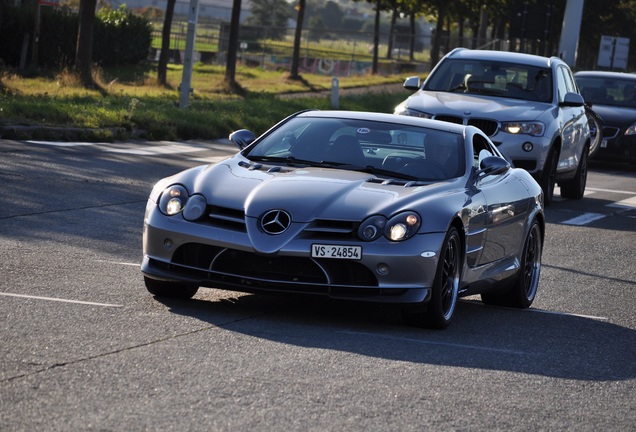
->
[
  {"left": 168, "top": 243, "right": 379, "bottom": 289},
  {"left": 203, "top": 205, "right": 360, "bottom": 240},
  {"left": 432, "top": 115, "right": 499, "bottom": 136}
]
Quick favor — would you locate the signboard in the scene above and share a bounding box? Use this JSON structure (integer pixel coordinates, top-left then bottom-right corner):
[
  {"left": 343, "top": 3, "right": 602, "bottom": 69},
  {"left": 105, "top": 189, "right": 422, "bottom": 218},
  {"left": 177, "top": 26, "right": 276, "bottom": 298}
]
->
[{"left": 598, "top": 35, "right": 630, "bottom": 70}]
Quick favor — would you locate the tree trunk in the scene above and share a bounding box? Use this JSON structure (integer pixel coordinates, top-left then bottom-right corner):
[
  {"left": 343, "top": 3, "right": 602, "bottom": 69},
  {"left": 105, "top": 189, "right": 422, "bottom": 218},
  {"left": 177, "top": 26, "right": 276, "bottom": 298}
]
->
[
  {"left": 289, "top": 0, "right": 305, "bottom": 79},
  {"left": 430, "top": 0, "right": 447, "bottom": 67},
  {"left": 224, "top": 0, "right": 242, "bottom": 88},
  {"left": 372, "top": 0, "right": 380, "bottom": 75},
  {"left": 387, "top": 8, "right": 397, "bottom": 59},
  {"left": 75, "top": 0, "right": 97, "bottom": 88},
  {"left": 157, "top": 0, "right": 176, "bottom": 86}
]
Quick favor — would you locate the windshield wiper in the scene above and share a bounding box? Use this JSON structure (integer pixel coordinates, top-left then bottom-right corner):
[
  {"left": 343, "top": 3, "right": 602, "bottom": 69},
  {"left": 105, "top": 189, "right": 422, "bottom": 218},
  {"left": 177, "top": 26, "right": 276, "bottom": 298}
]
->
[
  {"left": 247, "top": 155, "right": 318, "bottom": 166},
  {"left": 319, "top": 161, "right": 419, "bottom": 181}
]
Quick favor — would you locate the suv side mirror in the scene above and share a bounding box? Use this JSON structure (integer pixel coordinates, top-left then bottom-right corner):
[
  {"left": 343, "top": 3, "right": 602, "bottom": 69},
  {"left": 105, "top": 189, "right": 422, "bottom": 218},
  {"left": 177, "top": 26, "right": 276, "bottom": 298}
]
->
[
  {"left": 403, "top": 76, "right": 421, "bottom": 91},
  {"left": 560, "top": 92, "right": 585, "bottom": 107}
]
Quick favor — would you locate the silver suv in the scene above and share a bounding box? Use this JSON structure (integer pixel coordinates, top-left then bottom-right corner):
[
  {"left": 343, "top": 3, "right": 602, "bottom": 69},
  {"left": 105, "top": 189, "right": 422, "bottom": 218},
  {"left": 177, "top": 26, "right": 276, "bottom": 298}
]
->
[{"left": 395, "top": 48, "right": 590, "bottom": 204}]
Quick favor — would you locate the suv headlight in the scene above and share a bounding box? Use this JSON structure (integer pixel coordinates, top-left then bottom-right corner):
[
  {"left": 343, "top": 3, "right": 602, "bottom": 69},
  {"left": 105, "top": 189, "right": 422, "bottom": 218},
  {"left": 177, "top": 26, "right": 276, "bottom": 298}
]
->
[
  {"left": 501, "top": 121, "right": 545, "bottom": 137},
  {"left": 394, "top": 105, "right": 433, "bottom": 119}
]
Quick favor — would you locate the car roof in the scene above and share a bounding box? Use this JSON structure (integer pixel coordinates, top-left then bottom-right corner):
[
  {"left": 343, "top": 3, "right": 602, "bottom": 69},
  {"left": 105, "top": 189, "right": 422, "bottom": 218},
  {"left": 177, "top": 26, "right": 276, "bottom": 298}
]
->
[
  {"left": 445, "top": 48, "right": 556, "bottom": 69},
  {"left": 574, "top": 70, "right": 636, "bottom": 81},
  {"left": 296, "top": 110, "right": 469, "bottom": 135}
]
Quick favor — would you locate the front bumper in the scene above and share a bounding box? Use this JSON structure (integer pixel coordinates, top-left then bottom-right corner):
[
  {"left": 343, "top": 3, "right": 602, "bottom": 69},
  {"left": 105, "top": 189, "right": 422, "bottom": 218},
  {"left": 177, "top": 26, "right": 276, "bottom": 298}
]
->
[{"left": 142, "top": 207, "right": 445, "bottom": 304}]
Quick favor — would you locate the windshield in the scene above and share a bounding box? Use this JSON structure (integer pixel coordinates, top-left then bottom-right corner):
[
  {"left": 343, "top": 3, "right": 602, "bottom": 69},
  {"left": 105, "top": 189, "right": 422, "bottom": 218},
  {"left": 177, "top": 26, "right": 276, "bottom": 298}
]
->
[
  {"left": 424, "top": 59, "right": 553, "bottom": 103},
  {"left": 576, "top": 76, "right": 636, "bottom": 108},
  {"left": 245, "top": 117, "right": 466, "bottom": 181}
]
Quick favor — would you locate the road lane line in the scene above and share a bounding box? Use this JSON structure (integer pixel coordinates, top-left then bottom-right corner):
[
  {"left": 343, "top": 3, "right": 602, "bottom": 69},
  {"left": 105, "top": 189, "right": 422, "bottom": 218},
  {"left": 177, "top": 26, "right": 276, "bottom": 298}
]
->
[
  {"left": 561, "top": 212, "right": 607, "bottom": 225},
  {"left": 525, "top": 308, "right": 609, "bottom": 321},
  {"left": 0, "top": 292, "right": 123, "bottom": 308},
  {"left": 587, "top": 187, "right": 636, "bottom": 195},
  {"left": 27, "top": 141, "right": 97, "bottom": 147}
]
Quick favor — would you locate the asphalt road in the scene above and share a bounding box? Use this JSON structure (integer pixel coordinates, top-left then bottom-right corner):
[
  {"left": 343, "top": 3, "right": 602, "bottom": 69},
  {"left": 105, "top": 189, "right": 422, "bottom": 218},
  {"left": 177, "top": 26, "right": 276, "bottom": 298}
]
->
[{"left": 1, "top": 138, "right": 635, "bottom": 431}]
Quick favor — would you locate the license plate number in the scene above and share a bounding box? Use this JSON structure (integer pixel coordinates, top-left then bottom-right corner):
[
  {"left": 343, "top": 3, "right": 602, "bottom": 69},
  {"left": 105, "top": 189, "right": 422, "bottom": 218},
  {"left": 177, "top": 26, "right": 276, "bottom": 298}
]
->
[{"left": 311, "top": 244, "right": 362, "bottom": 260}]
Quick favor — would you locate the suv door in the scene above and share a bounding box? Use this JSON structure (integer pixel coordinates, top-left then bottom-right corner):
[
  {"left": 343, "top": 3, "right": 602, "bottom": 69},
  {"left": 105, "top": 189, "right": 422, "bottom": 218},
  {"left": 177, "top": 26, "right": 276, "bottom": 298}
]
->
[{"left": 556, "top": 65, "right": 588, "bottom": 174}]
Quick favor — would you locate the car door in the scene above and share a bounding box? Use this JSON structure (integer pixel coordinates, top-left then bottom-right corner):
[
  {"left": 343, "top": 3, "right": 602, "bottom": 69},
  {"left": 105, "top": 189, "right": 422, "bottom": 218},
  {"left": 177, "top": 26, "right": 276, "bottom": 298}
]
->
[{"left": 471, "top": 136, "right": 531, "bottom": 266}]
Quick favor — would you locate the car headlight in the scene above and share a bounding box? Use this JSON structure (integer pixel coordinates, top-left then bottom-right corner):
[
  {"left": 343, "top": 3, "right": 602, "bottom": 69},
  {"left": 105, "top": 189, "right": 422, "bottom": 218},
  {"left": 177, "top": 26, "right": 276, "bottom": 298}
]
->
[
  {"left": 385, "top": 212, "right": 421, "bottom": 241},
  {"left": 157, "top": 185, "right": 207, "bottom": 221},
  {"left": 625, "top": 123, "right": 636, "bottom": 135},
  {"left": 501, "top": 121, "right": 545, "bottom": 137},
  {"left": 358, "top": 215, "right": 387, "bottom": 241},
  {"left": 359, "top": 212, "right": 421, "bottom": 242},
  {"left": 394, "top": 105, "right": 433, "bottom": 119}
]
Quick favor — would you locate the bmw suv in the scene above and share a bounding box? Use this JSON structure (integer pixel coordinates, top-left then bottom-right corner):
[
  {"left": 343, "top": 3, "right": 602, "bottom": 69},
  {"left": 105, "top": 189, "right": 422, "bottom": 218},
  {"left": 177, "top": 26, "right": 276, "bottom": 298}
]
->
[{"left": 394, "top": 48, "right": 590, "bottom": 204}]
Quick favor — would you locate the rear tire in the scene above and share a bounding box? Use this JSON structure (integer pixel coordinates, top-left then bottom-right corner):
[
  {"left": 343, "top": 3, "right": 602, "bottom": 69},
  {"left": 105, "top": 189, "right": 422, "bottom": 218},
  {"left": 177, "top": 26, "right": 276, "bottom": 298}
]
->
[
  {"left": 481, "top": 220, "right": 542, "bottom": 308},
  {"left": 403, "top": 227, "right": 461, "bottom": 329},
  {"left": 560, "top": 146, "right": 588, "bottom": 199},
  {"left": 144, "top": 276, "right": 199, "bottom": 299}
]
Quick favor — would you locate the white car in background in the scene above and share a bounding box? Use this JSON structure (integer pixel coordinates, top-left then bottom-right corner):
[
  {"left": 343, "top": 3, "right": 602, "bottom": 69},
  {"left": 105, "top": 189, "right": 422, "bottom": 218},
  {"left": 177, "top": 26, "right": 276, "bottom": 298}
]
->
[{"left": 395, "top": 48, "right": 591, "bottom": 204}]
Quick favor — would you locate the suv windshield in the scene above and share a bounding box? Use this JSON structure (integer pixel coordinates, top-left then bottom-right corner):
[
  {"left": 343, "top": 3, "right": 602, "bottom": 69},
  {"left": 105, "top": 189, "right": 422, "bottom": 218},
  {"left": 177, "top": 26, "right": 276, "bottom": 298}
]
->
[{"left": 424, "top": 59, "right": 553, "bottom": 103}]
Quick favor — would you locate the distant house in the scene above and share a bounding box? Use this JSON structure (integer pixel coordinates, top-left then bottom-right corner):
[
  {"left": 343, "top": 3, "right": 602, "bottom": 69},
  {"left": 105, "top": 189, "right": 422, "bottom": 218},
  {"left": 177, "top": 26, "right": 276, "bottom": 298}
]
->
[{"left": 111, "top": 0, "right": 252, "bottom": 21}]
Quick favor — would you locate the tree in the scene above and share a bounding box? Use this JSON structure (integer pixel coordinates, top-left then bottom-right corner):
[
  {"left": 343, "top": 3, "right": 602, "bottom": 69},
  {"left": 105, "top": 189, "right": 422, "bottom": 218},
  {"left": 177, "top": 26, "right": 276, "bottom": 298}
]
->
[
  {"left": 75, "top": 0, "right": 97, "bottom": 87},
  {"left": 289, "top": 0, "right": 306, "bottom": 80},
  {"left": 157, "top": 0, "right": 176, "bottom": 86},
  {"left": 225, "top": 0, "right": 242, "bottom": 91},
  {"left": 245, "top": 0, "right": 291, "bottom": 39}
]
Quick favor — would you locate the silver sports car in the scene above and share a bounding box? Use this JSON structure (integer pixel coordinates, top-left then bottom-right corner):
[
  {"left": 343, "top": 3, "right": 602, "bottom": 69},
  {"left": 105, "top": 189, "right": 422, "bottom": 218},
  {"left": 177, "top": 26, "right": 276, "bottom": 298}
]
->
[{"left": 142, "top": 110, "right": 544, "bottom": 329}]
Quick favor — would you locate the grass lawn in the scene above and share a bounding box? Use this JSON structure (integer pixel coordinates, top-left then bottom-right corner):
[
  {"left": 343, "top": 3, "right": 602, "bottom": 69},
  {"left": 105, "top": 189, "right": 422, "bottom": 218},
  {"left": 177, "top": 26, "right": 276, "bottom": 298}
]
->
[{"left": 0, "top": 63, "right": 413, "bottom": 141}]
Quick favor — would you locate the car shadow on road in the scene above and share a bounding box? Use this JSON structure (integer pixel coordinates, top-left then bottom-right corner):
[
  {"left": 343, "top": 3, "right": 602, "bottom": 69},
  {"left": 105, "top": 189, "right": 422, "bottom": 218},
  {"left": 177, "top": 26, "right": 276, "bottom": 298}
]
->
[{"left": 155, "top": 292, "right": 636, "bottom": 382}]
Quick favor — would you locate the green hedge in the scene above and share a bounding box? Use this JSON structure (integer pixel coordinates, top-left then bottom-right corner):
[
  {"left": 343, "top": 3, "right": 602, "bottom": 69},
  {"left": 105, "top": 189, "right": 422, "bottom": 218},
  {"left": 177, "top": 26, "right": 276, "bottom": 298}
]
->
[{"left": 0, "top": 4, "right": 151, "bottom": 68}]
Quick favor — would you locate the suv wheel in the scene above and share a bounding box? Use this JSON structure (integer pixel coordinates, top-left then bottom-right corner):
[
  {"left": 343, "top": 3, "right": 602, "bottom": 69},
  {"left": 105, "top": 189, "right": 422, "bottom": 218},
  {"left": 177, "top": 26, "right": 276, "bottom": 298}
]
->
[
  {"left": 560, "top": 146, "right": 588, "bottom": 199},
  {"left": 540, "top": 147, "right": 558, "bottom": 205}
]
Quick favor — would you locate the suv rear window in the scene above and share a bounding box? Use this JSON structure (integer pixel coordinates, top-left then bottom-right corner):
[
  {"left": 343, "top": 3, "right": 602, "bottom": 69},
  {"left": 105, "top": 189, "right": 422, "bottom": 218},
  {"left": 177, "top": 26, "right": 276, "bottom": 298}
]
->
[{"left": 424, "top": 59, "right": 553, "bottom": 103}]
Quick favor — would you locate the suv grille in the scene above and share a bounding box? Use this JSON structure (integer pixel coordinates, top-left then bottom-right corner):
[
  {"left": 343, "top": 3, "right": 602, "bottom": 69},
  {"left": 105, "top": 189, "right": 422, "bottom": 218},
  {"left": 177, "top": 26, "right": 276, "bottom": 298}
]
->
[{"left": 432, "top": 115, "right": 499, "bottom": 136}]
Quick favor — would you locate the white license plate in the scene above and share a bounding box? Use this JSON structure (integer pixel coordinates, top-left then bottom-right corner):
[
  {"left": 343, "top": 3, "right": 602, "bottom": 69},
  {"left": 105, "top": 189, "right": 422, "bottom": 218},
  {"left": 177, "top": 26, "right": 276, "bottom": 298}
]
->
[
  {"left": 311, "top": 244, "right": 362, "bottom": 260},
  {"left": 601, "top": 139, "right": 608, "bottom": 148}
]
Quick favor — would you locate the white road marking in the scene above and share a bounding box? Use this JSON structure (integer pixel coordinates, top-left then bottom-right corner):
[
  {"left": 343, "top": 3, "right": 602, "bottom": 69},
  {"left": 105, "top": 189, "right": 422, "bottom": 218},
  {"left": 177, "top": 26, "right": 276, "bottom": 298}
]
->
[
  {"left": 561, "top": 212, "right": 607, "bottom": 225},
  {"left": 0, "top": 292, "right": 123, "bottom": 308},
  {"left": 587, "top": 187, "right": 636, "bottom": 195},
  {"left": 95, "top": 260, "right": 140, "bottom": 267},
  {"left": 27, "top": 140, "right": 97, "bottom": 147},
  {"left": 336, "top": 330, "right": 528, "bottom": 355},
  {"left": 525, "top": 308, "right": 609, "bottom": 321},
  {"left": 106, "top": 143, "right": 207, "bottom": 155},
  {"left": 607, "top": 195, "right": 636, "bottom": 209},
  {"left": 189, "top": 156, "right": 231, "bottom": 163}
]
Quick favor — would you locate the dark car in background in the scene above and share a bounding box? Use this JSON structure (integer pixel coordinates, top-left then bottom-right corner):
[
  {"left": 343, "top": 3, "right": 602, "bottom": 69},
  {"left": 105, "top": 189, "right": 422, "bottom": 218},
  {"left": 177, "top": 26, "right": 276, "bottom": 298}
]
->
[
  {"left": 575, "top": 70, "right": 636, "bottom": 164},
  {"left": 395, "top": 48, "right": 591, "bottom": 204}
]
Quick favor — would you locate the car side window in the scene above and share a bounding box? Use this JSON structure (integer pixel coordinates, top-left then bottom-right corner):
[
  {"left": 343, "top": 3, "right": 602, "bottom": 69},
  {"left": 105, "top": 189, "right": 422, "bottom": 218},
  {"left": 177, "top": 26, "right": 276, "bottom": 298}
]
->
[
  {"left": 556, "top": 67, "right": 570, "bottom": 103},
  {"left": 472, "top": 134, "right": 498, "bottom": 168}
]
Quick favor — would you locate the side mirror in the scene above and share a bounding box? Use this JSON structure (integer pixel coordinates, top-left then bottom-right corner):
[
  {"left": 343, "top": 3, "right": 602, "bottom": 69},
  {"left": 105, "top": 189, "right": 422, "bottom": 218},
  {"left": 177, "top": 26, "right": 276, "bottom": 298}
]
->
[
  {"left": 403, "top": 76, "right": 421, "bottom": 91},
  {"left": 229, "top": 129, "right": 256, "bottom": 150},
  {"left": 560, "top": 92, "right": 585, "bottom": 107},
  {"left": 477, "top": 156, "right": 510, "bottom": 177}
]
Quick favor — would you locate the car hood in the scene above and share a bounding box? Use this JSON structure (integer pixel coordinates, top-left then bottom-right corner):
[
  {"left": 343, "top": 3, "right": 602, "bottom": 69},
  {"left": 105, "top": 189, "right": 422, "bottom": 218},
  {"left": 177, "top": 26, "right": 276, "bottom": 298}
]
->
[
  {"left": 187, "top": 157, "right": 455, "bottom": 222},
  {"left": 589, "top": 104, "right": 636, "bottom": 127},
  {"left": 406, "top": 90, "right": 551, "bottom": 121}
]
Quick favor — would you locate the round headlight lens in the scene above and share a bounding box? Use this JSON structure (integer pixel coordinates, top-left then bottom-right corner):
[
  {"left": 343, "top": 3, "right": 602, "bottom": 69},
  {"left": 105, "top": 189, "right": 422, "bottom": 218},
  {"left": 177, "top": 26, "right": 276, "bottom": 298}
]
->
[
  {"left": 358, "top": 215, "right": 387, "bottom": 241},
  {"left": 183, "top": 194, "right": 207, "bottom": 221},
  {"left": 389, "top": 223, "right": 408, "bottom": 241},
  {"left": 158, "top": 185, "right": 189, "bottom": 216},
  {"left": 166, "top": 198, "right": 183, "bottom": 215}
]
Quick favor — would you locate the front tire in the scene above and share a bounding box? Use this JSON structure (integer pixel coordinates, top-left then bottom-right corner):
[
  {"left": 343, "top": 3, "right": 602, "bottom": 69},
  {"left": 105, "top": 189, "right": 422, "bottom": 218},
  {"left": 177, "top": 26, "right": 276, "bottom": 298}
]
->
[
  {"left": 559, "top": 146, "right": 588, "bottom": 199},
  {"left": 540, "top": 147, "right": 558, "bottom": 206},
  {"left": 403, "top": 227, "right": 461, "bottom": 329},
  {"left": 144, "top": 276, "right": 199, "bottom": 299},
  {"left": 481, "top": 220, "right": 542, "bottom": 308}
]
